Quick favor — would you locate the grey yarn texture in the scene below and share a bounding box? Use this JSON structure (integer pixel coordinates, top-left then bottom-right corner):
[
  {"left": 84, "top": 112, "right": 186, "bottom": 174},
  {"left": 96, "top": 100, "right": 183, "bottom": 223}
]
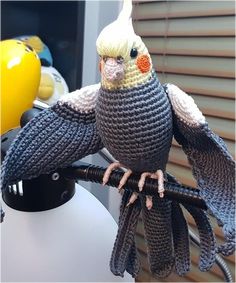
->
[
  {"left": 110, "top": 190, "right": 141, "bottom": 278},
  {"left": 168, "top": 100, "right": 236, "bottom": 257},
  {"left": 96, "top": 72, "right": 173, "bottom": 172},
  {"left": 1, "top": 102, "right": 103, "bottom": 189},
  {"left": 183, "top": 203, "right": 216, "bottom": 271},
  {"left": 1, "top": 69, "right": 235, "bottom": 279},
  {"left": 140, "top": 196, "right": 174, "bottom": 278},
  {"left": 111, "top": 174, "right": 217, "bottom": 278},
  {"left": 171, "top": 201, "right": 190, "bottom": 276}
]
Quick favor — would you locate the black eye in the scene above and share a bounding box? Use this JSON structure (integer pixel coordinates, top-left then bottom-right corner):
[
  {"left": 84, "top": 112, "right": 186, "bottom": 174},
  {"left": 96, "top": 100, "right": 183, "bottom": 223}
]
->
[{"left": 130, "top": 48, "right": 138, "bottom": 58}]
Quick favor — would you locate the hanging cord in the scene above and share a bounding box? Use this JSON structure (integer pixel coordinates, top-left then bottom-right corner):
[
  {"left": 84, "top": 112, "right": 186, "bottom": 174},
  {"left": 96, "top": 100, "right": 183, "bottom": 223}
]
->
[
  {"left": 160, "top": 0, "right": 170, "bottom": 80},
  {"left": 1, "top": 205, "right": 5, "bottom": 223}
]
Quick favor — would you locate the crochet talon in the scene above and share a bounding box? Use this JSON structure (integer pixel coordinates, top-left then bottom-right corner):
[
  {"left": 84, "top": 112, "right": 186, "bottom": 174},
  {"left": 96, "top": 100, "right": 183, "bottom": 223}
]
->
[
  {"left": 102, "top": 162, "right": 122, "bottom": 186},
  {"left": 118, "top": 169, "right": 132, "bottom": 191},
  {"left": 137, "top": 170, "right": 165, "bottom": 208},
  {"left": 126, "top": 192, "right": 138, "bottom": 207}
]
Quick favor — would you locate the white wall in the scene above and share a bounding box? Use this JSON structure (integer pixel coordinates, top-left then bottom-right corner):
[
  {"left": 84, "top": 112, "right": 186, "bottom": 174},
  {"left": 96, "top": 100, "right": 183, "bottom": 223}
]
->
[{"left": 82, "top": 0, "right": 122, "bottom": 86}]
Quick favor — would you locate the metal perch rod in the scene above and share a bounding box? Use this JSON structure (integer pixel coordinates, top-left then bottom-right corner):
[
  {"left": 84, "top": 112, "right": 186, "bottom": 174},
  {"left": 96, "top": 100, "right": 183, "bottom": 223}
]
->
[{"left": 63, "top": 162, "right": 207, "bottom": 210}]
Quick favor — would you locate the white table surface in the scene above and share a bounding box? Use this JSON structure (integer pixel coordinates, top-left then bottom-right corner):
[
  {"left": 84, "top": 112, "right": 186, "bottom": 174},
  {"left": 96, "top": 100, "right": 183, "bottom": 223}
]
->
[{"left": 1, "top": 184, "right": 133, "bottom": 282}]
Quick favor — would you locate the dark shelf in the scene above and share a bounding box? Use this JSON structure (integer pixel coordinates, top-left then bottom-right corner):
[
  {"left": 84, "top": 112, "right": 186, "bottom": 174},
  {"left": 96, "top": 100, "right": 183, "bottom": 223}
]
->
[{"left": 1, "top": 1, "right": 85, "bottom": 91}]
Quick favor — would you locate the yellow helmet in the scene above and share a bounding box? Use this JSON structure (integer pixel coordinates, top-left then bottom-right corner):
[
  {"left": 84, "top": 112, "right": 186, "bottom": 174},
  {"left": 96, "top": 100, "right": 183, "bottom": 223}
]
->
[{"left": 0, "top": 39, "right": 41, "bottom": 134}]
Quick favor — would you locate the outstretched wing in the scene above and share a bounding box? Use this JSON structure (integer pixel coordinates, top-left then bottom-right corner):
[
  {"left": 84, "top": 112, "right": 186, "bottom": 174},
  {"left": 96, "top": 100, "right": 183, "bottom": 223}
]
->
[
  {"left": 164, "top": 83, "right": 235, "bottom": 256},
  {"left": 1, "top": 84, "right": 103, "bottom": 190}
]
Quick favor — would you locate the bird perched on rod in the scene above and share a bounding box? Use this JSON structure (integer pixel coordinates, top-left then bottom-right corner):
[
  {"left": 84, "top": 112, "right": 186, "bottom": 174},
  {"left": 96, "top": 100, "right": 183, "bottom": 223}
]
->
[{"left": 1, "top": 0, "right": 235, "bottom": 278}]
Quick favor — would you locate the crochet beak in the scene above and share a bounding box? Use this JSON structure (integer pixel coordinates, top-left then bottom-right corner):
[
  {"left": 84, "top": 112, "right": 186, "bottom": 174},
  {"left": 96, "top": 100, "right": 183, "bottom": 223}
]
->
[{"left": 102, "top": 57, "right": 125, "bottom": 83}]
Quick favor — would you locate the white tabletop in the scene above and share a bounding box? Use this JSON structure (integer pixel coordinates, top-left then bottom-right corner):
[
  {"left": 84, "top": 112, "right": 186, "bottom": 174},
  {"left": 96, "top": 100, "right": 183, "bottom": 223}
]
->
[{"left": 1, "top": 184, "right": 134, "bottom": 282}]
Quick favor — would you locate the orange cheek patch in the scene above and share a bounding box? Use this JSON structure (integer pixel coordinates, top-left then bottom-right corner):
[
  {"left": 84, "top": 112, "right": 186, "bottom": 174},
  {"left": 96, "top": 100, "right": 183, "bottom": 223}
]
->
[{"left": 136, "top": 55, "right": 151, "bottom": 73}]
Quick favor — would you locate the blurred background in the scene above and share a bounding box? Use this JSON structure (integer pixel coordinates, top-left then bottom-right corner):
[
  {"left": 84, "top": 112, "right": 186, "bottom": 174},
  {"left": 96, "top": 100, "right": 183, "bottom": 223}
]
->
[{"left": 1, "top": 0, "right": 235, "bottom": 282}]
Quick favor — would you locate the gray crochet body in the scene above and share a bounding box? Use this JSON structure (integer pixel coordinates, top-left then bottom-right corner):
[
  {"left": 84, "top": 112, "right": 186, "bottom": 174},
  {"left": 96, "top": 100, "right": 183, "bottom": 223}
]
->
[
  {"left": 1, "top": 102, "right": 103, "bottom": 188},
  {"left": 95, "top": 72, "right": 173, "bottom": 172},
  {"left": 96, "top": 73, "right": 177, "bottom": 277},
  {"left": 1, "top": 70, "right": 234, "bottom": 279}
]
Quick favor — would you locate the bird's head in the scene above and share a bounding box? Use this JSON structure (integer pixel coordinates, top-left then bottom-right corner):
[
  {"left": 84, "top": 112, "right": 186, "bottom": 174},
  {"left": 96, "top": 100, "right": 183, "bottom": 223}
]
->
[{"left": 96, "top": 0, "right": 153, "bottom": 90}]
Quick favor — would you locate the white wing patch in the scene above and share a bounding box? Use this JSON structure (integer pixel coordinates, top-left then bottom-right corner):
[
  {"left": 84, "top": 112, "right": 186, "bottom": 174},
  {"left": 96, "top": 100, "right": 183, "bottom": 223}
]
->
[
  {"left": 59, "top": 83, "right": 101, "bottom": 114},
  {"left": 166, "top": 84, "right": 205, "bottom": 127}
]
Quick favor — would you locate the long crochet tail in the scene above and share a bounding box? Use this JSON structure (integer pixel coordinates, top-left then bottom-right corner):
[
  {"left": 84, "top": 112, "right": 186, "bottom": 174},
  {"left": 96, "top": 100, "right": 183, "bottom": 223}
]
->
[
  {"left": 167, "top": 173, "right": 216, "bottom": 272},
  {"left": 110, "top": 190, "right": 141, "bottom": 277},
  {"left": 171, "top": 201, "right": 190, "bottom": 276},
  {"left": 141, "top": 196, "right": 174, "bottom": 278}
]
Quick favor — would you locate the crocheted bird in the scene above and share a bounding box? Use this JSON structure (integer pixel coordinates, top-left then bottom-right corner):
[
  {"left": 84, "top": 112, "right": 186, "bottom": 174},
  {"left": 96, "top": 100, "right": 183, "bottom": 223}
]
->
[{"left": 1, "top": 0, "right": 235, "bottom": 278}]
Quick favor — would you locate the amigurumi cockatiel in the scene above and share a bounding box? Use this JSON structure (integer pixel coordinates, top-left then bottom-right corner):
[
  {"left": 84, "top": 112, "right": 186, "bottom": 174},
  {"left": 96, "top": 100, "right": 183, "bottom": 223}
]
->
[{"left": 1, "top": 0, "right": 235, "bottom": 279}]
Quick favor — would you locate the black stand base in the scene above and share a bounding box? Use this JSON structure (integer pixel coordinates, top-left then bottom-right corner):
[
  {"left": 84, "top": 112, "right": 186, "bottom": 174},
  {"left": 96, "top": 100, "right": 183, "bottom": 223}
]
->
[
  {"left": 2, "top": 170, "right": 75, "bottom": 212},
  {"left": 1, "top": 128, "right": 75, "bottom": 212}
]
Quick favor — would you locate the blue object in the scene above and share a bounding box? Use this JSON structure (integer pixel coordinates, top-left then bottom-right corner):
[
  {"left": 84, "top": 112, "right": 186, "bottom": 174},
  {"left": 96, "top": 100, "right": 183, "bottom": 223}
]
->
[{"left": 15, "top": 35, "right": 53, "bottom": 66}]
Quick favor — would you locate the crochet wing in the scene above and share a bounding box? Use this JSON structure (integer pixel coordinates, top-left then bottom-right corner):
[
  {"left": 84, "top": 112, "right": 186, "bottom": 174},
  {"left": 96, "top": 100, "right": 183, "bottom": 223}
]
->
[
  {"left": 164, "top": 84, "right": 235, "bottom": 256},
  {"left": 1, "top": 84, "right": 103, "bottom": 190}
]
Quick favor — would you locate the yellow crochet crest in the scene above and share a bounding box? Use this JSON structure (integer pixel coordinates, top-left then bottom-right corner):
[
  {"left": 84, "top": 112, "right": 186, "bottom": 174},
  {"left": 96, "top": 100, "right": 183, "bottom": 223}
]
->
[
  {"left": 96, "top": 0, "right": 135, "bottom": 61},
  {"left": 96, "top": 0, "right": 153, "bottom": 90}
]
